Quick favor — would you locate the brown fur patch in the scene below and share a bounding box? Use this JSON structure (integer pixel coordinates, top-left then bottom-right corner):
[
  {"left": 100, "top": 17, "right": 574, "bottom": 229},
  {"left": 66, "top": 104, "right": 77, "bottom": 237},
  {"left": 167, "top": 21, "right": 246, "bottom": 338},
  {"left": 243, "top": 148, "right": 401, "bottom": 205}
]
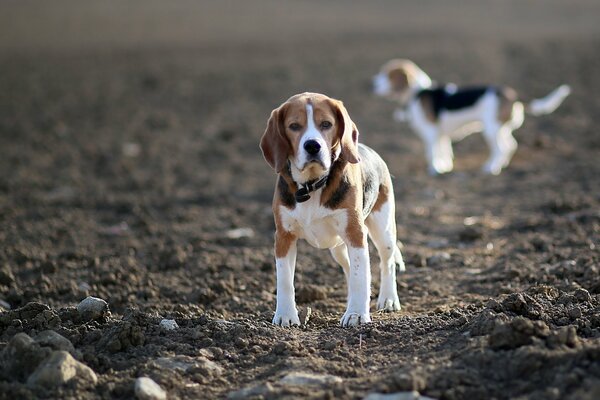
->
[
  {"left": 497, "top": 87, "right": 518, "bottom": 124},
  {"left": 419, "top": 94, "right": 437, "bottom": 123},
  {"left": 372, "top": 182, "right": 390, "bottom": 213},
  {"left": 273, "top": 198, "right": 297, "bottom": 258}
]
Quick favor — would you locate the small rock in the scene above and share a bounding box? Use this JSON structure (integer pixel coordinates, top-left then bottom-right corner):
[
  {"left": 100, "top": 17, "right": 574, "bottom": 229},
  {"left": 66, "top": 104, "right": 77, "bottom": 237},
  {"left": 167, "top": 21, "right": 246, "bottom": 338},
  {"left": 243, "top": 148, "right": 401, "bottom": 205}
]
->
[
  {"left": 391, "top": 372, "right": 427, "bottom": 392},
  {"left": 27, "top": 351, "right": 97, "bottom": 388},
  {"left": 77, "top": 296, "right": 109, "bottom": 321},
  {"left": 1, "top": 333, "right": 51, "bottom": 381},
  {"left": 225, "top": 228, "right": 254, "bottom": 239},
  {"left": 34, "top": 330, "right": 76, "bottom": 354},
  {"left": 280, "top": 371, "right": 342, "bottom": 386},
  {"left": 159, "top": 319, "right": 179, "bottom": 331},
  {"left": 227, "top": 383, "right": 275, "bottom": 399},
  {"left": 151, "top": 356, "right": 223, "bottom": 376},
  {"left": 134, "top": 377, "right": 167, "bottom": 400},
  {"left": 364, "top": 391, "right": 435, "bottom": 400}
]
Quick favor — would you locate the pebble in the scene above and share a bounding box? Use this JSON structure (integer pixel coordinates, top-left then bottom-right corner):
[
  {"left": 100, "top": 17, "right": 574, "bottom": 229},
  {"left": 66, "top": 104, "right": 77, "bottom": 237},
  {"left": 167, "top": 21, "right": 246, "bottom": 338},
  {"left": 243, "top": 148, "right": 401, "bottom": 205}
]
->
[
  {"left": 364, "top": 391, "right": 436, "bottom": 400},
  {"left": 159, "top": 319, "right": 179, "bottom": 330},
  {"left": 134, "top": 377, "right": 167, "bottom": 400},
  {"left": 280, "top": 371, "right": 342, "bottom": 386},
  {"left": 77, "top": 296, "right": 109, "bottom": 320},
  {"left": 34, "top": 330, "right": 76, "bottom": 354},
  {"left": 27, "top": 350, "right": 97, "bottom": 388},
  {"left": 227, "top": 383, "right": 274, "bottom": 399}
]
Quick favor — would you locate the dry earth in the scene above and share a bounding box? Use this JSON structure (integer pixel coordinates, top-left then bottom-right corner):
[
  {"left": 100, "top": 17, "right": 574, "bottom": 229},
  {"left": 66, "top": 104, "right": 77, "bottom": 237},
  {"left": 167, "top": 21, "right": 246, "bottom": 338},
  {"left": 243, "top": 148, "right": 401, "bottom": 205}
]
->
[{"left": 0, "top": 1, "right": 599, "bottom": 399}]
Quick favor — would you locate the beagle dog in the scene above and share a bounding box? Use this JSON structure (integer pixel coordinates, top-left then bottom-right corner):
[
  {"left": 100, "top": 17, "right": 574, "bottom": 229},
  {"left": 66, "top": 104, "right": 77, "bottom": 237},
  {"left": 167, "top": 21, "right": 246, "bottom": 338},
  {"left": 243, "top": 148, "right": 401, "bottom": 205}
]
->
[
  {"left": 260, "top": 92, "right": 405, "bottom": 327},
  {"left": 373, "top": 59, "right": 571, "bottom": 175}
]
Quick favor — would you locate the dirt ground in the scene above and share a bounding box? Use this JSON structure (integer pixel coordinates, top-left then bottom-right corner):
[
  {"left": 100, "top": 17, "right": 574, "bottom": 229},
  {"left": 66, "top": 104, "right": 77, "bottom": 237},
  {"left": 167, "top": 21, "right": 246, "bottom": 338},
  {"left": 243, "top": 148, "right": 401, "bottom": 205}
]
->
[{"left": 0, "top": 1, "right": 599, "bottom": 399}]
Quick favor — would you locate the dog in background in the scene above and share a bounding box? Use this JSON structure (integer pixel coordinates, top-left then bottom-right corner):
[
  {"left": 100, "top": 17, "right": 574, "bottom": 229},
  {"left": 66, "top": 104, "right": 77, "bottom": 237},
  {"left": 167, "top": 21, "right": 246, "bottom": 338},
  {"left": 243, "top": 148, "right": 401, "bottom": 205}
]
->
[
  {"left": 260, "top": 92, "right": 405, "bottom": 327},
  {"left": 373, "top": 59, "right": 571, "bottom": 175}
]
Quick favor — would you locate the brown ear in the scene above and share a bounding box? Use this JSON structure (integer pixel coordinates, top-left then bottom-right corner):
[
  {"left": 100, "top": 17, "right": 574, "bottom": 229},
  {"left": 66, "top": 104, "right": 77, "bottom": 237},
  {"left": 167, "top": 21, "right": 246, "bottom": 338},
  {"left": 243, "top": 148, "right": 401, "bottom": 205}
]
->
[
  {"left": 330, "top": 99, "right": 360, "bottom": 164},
  {"left": 260, "top": 105, "right": 290, "bottom": 172},
  {"left": 389, "top": 67, "right": 410, "bottom": 92}
]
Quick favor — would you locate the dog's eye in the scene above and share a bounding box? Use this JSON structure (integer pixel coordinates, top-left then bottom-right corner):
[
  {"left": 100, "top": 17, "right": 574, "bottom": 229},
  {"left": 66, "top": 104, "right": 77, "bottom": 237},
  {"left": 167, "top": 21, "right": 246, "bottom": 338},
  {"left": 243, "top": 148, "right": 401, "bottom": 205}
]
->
[
  {"left": 320, "top": 121, "right": 332, "bottom": 130},
  {"left": 289, "top": 123, "right": 302, "bottom": 131}
]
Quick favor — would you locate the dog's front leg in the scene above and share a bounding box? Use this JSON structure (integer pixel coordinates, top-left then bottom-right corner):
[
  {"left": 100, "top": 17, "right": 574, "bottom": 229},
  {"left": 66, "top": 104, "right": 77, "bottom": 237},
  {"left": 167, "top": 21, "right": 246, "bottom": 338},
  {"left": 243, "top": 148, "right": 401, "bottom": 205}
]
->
[
  {"left": 273, "top": 231, "right": 300, "bottom": 327},
  {"left": 339, "top": 219, "right": 372, "bottom": 327}
]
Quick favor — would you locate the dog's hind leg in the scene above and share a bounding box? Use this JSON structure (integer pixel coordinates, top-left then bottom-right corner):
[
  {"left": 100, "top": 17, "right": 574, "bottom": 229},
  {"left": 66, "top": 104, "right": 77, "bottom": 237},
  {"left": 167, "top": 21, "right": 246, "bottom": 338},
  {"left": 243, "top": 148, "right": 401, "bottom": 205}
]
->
[
  {"left": 329, "top": 244, "right": 350, "bottom": 278},
  {"left": 366, "top": 195, "right": 402, "bottom": 312}
]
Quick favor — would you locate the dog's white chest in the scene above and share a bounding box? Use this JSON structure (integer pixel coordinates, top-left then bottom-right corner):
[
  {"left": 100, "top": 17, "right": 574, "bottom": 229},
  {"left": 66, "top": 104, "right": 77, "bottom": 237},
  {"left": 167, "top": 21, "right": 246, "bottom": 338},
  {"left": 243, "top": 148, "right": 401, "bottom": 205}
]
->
[{"left": 279, "top": 193, "right": 345, "bottom": 249}]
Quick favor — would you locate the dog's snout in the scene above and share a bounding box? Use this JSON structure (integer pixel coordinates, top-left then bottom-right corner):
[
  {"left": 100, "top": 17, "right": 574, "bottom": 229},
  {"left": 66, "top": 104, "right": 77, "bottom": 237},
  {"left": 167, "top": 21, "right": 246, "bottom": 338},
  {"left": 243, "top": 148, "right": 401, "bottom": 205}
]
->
[{"left": 304, "top": 140, "right": 321, "bottom": 155}]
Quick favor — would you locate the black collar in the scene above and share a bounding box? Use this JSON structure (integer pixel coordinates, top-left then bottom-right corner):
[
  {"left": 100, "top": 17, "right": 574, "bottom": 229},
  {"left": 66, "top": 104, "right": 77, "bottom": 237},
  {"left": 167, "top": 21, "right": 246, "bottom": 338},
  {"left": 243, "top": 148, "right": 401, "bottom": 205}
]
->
[{"left": 295, "top": 174, "right": 328, "bottom": 203}]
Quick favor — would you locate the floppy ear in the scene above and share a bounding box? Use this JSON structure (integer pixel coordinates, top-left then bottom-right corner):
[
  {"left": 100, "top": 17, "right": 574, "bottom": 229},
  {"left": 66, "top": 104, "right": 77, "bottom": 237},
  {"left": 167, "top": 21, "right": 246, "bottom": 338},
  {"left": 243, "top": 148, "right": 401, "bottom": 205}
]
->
[
  {"left": 389, "top": 67, "right": 410, "bottom": 92},
  {"left": 260, "top": 105, "right": 290, "bottom": 172},
  {"left": 330, "top": 99, "right": 360, "bottom": 164}
]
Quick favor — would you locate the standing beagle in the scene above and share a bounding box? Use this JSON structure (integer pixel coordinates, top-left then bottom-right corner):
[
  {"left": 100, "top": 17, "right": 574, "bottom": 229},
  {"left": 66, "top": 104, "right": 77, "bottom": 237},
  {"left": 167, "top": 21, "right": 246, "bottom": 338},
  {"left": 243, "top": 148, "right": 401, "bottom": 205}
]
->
[
  {"left": 260, "top": 92, "right": 405, "bottom": 327},
  {"left": 373, "top": 59, "right": 571, "bottom": 175}
]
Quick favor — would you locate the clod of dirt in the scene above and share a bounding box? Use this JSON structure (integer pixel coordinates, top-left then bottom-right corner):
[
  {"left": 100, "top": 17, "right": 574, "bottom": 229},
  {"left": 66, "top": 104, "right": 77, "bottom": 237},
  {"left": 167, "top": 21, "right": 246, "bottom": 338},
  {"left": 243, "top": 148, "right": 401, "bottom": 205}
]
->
[
  {"left": 77, "top": 296, "right": 109, "bottom": 321},
  {"left": 158, "top": 319, "right": 179, "bottom": 330},
  {"left": 295, "top": 285, "right": 328, "bottom": 303},
  {"left": 573, "top": 288, "right": 592, "bottom": 303},
  {"left": 500, "top": 292, "right": 544, "bottom": 318},
  {"left": 488, "top": 316, "right": 550, "bottom": 350},
  {"left": 26, "top": 350, "right": 97, "bottom": 389},
  {"left": 298, "top": 306, "right": 312, "bottom": 326},
  {"left": 0, "top": 302, "right": 61, "bottom": 334},
  {"left": 546, "top": 326, "right": 580, "bottom": 348},
  {"left": 280, "top": 371, "right": 343, "bottom": 386},
  {"left": 97, "top": 321, "right": 144, "bottom": 353},
  {"left": 34, "top": 330, "right": 76, "bottom": 354},
  {"left": 134, "top": 377, "right": 167, "bottom": 400},
  {"left": 364, "top": 391, "right": 434, "bottom": 400},
  {"left": 469, "top": 309, "right": 510, "bottom": 336},
  {"left": 0, "top": 333, "right": 51, "bottom": 381}
]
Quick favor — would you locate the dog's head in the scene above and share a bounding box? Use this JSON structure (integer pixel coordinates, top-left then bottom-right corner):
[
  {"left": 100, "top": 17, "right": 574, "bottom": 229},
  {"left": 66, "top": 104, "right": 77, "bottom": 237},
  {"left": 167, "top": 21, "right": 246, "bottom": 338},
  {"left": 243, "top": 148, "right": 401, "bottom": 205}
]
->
[
  {"left": 373, "top": 59, "right": 432, "bottom": 104},
  {"left": 260, "top": 92, "right": 360, "bottom": 183}
]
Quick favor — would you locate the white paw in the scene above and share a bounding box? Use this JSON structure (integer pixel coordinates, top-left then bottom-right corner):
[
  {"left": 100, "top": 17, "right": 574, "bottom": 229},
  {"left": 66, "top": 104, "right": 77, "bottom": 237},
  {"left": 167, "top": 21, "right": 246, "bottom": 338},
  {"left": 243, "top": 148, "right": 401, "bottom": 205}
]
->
[
  {"left": 272, "top": 309, "right": 300, "bottom": 327},
  {"left": 482, "top": 162, "right": 502, "bottom": 175},
  {"left": 340, "top": 311, "right": 371, "bottom": 327},
  {"left": 377, "top": 295, "right": 401, "bottom": 312}
]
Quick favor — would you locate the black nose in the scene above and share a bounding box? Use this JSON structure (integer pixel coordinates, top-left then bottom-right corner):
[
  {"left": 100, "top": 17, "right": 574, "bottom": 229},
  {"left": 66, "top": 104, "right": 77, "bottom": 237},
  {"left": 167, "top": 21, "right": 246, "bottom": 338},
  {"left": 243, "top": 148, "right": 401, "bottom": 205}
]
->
[{"left": 304, "top": 140, "right": 321, "bottom": 155}]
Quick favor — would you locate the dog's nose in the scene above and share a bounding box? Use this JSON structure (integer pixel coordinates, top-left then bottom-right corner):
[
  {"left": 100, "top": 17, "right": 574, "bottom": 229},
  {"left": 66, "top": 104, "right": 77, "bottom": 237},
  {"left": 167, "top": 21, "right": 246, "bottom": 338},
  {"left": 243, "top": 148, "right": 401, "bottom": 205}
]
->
[{"left": 304, "top": 140, "right": 321, "bottom": 155}]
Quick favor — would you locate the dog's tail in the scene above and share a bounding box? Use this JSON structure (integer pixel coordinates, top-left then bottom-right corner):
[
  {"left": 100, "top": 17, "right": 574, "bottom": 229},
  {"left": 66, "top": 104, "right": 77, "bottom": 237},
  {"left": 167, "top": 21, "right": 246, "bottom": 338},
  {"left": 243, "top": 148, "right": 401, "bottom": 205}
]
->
[
  {"left": 394, "top": 243, "right": 406, "bottom": 273},
  {"left": 526, "top": 84, "right": 571, "bottom": 116}
]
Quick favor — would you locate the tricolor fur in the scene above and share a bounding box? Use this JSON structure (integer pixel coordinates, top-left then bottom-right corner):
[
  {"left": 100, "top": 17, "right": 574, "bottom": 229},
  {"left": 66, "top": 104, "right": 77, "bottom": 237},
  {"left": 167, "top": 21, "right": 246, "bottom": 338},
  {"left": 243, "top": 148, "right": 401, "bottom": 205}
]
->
[
  {"left": 373, "top": 59, "right": 571, "bottom": 175},
  {"left": 260, "top": 92, "right": 405, "bottom": 327}
]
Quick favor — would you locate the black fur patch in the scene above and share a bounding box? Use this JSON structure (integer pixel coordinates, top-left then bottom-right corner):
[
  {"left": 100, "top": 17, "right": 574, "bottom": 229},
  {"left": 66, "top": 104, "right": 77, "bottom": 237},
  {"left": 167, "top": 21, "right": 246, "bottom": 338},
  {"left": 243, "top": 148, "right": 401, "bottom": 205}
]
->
[
  {"left": 362, "top": 169, "right": 377, "bottom": 216},
  {"left": 324, "top": 175, "right": 350, "bottom": 209},
  {"left": 418, "top": 85, "right": 490, "bottom": 118},
  {"left": 278, "top": 176, "right": 296, "bottom": 208}
]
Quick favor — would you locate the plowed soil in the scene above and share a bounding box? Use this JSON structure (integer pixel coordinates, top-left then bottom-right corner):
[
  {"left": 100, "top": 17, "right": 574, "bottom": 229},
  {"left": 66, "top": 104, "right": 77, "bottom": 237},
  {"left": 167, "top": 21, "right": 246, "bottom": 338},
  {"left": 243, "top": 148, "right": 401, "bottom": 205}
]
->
[{"left": 0, "top": 1, "right": 599, "bottom": 399}]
